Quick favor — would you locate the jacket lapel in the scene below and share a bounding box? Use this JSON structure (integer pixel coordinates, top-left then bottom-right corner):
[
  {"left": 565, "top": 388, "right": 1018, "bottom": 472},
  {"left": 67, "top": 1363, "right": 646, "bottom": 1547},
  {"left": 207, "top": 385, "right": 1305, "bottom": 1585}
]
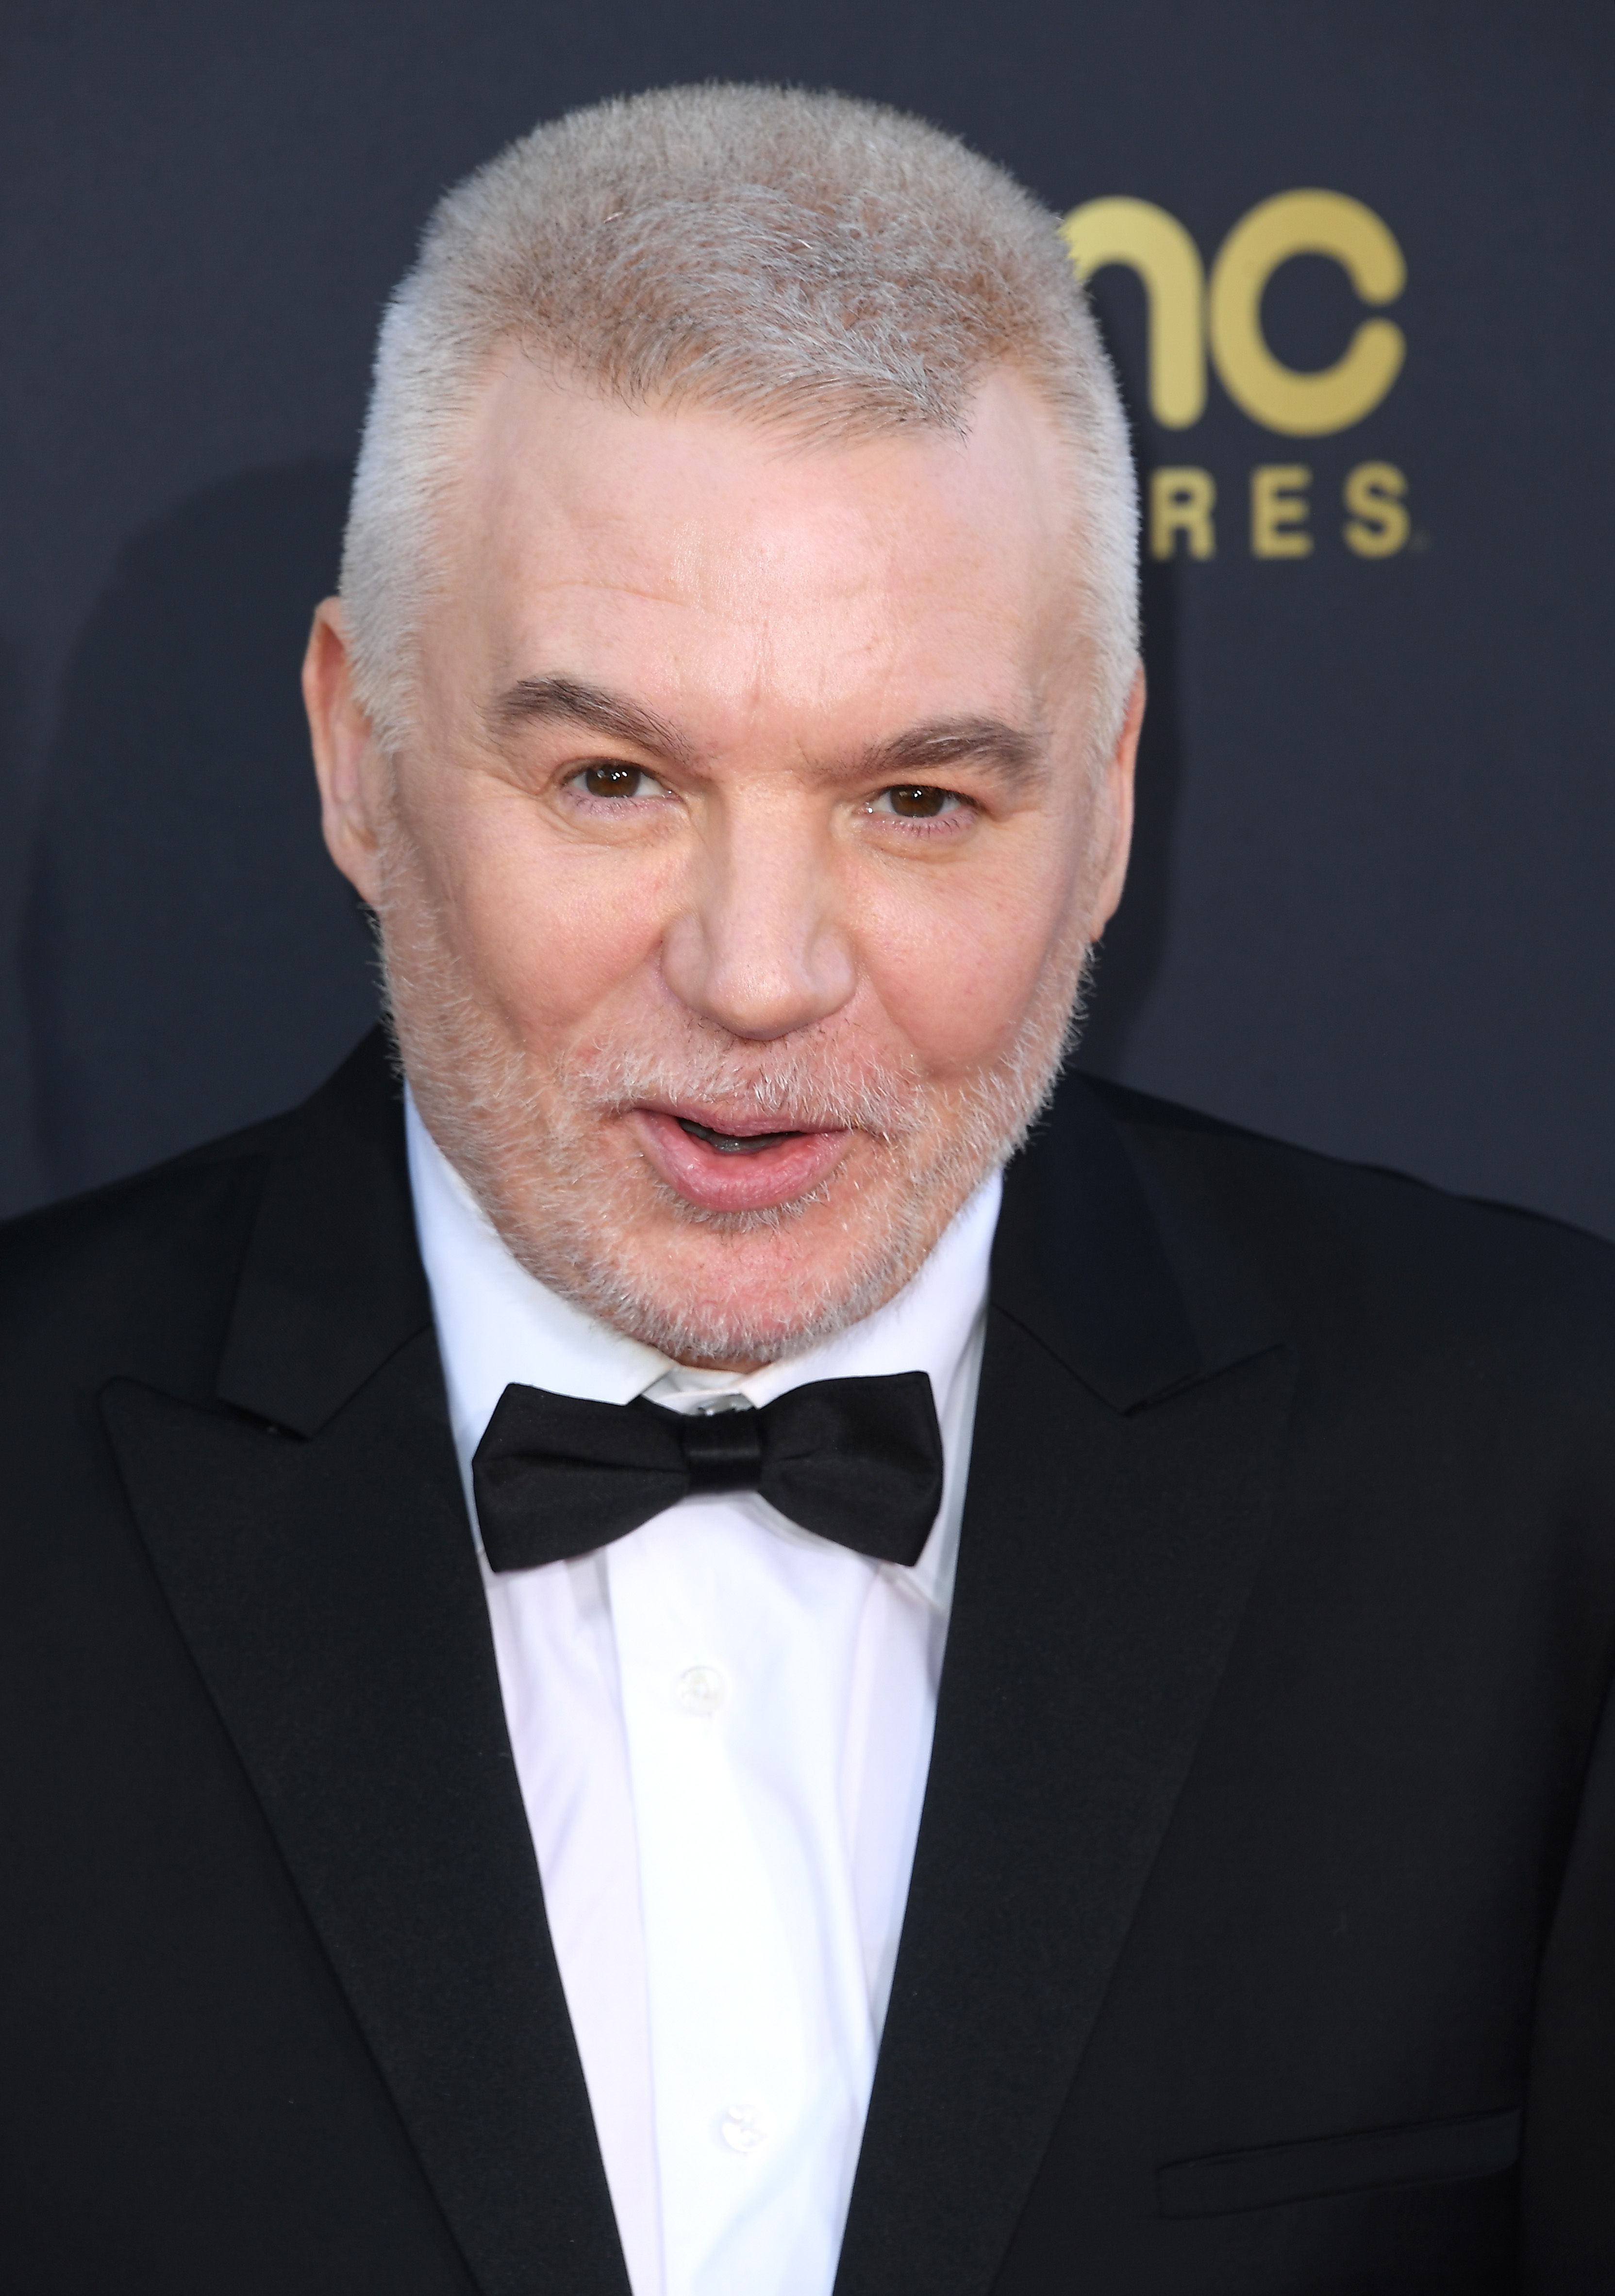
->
[
  {"left": 100, "top": 1036, "right": 630, "bottom": 2296},
  {"left": 835, "top": 1077, "right": 1296, "bottom": 2296}
]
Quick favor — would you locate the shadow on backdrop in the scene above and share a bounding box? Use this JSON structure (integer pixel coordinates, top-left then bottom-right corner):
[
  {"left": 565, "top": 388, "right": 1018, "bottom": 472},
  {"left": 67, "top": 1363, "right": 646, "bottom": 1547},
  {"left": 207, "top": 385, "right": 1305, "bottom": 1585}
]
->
[
  {"left": 24, "top": 460, "right": 379, "bottom": 1199},
  {"left": 0, "top": 628, "right": 50, "bottom": 1210},
  {"left": 1074, "top": 516, "right": 1183, "bottom": 1081},
  {"left": 1066, "top": 256, "right": 1187, "bottom": 1080}
]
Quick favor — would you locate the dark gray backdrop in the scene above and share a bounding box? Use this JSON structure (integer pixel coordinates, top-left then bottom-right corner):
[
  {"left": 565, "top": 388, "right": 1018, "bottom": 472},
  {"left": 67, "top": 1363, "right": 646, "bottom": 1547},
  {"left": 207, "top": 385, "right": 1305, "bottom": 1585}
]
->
[{"left": 5, "top": 0, "right": 1611, "bottom": 1235}]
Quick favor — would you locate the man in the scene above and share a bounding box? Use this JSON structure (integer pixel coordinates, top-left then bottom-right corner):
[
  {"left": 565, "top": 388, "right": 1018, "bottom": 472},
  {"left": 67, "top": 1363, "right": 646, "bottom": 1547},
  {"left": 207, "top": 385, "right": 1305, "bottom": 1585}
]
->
[{"left": 2, "top": 82, "right": 1612, "bottom": 2296}]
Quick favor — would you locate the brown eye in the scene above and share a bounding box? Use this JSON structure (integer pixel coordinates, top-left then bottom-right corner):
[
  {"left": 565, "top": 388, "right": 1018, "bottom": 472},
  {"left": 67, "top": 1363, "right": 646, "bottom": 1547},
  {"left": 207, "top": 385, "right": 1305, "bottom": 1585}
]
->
[
  {"left": 885, "top": 785, "right": 949, "bottom": 817},
  {"left": 578, "top": 762, "right": 655, "bottom": 799}
]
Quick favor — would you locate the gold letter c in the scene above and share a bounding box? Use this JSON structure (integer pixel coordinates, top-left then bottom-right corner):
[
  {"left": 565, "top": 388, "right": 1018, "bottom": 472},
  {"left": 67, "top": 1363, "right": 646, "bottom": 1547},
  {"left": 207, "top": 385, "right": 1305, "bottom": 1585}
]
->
[{"left": 1209, "top": 190, "right": 1405, "bottom": 436}]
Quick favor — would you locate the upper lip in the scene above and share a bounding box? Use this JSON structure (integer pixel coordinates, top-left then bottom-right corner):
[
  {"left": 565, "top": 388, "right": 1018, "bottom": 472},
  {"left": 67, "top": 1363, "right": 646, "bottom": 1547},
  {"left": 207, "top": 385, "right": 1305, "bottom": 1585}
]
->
[{"left": 638, "top": 1102, "right": 842, "bottom": 1139}]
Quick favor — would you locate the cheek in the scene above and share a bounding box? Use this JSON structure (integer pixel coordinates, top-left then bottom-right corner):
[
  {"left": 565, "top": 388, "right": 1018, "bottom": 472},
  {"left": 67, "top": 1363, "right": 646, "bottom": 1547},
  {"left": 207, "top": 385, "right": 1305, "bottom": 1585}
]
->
[
  {"left": 412, "top": 800, "right": 677, "bottom": 1036},
  {"left": 857, "top": 840, "right": 1082, "bottom": 1074}
]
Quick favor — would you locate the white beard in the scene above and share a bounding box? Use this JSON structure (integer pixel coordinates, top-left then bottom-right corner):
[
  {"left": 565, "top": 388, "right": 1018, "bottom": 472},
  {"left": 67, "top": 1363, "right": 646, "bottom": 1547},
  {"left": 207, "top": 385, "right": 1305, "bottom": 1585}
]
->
[{"left": 373, "top": 814, "right": 1092, "bottom": 1367}]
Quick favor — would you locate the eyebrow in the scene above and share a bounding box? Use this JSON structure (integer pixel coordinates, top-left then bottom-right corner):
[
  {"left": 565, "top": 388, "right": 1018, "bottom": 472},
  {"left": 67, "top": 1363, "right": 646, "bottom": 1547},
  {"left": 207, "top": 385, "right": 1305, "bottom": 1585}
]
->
[
  {"left": 488, "top": 673, "right": 697, "bottom": 769},
  {"left": 856, "top": 716, "right": 1048, "bottom": 789},
  {"left": 488, "top": 673, "right": 1045, "bottom": 789}
]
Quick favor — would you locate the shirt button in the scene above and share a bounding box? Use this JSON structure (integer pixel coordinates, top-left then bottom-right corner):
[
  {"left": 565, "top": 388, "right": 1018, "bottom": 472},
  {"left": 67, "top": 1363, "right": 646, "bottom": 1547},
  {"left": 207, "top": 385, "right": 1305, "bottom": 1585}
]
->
[
  {"left": 720, "top": 2102, "right": 770, "bottom": 2153},
  {"left": 675, "top": 1664, "right": 728, "bottom": 1717}
]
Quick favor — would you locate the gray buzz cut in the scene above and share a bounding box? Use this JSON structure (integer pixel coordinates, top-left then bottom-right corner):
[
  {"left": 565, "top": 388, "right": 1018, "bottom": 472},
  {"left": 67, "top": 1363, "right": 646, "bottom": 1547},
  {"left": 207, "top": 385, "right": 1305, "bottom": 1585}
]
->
[{"left": 340, "top": 83, "right": 1139, "bottom": 759}]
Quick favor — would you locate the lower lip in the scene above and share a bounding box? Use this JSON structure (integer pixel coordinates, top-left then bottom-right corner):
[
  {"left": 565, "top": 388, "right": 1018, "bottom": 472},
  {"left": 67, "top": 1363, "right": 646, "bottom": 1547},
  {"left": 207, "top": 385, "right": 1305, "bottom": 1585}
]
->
[{"left": 629, "top": 1109, "right": 852, "bottom": 1213}]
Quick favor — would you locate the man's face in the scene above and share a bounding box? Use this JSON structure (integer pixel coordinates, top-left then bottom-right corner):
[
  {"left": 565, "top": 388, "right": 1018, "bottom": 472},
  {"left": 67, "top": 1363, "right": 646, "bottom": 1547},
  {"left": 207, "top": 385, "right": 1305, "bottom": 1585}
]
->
[{"left": 307, "top": 361, "right": 1139, "bottom": 1369}]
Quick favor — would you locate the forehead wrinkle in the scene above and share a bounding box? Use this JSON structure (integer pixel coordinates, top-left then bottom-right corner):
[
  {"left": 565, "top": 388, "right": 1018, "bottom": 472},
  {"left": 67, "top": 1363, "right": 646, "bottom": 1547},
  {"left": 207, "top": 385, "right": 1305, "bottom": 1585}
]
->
[{"left": 485, "top": 671, "right": 699, "bottom": 770}]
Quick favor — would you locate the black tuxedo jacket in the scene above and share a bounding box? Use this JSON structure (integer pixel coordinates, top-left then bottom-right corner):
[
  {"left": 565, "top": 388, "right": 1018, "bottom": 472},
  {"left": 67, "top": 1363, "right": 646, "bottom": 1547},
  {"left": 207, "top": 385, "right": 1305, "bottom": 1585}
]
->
[{"left": 4, "top": 1031, "right": 1615, "bottom": 2295}]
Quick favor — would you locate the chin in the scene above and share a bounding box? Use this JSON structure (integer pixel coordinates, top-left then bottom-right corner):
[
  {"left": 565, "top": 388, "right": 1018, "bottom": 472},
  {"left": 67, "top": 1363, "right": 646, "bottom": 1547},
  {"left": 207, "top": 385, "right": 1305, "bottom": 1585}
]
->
[{"left": 507, "top": 1168, "right": 946, "bottom": 1370}]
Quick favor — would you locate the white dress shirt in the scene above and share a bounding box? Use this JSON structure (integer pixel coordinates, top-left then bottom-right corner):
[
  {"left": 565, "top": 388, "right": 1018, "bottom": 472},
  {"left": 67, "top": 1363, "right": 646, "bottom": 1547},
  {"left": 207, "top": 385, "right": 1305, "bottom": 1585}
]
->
[{"left": 406, "top": 1096, "right": 999, "bottom": 2296}]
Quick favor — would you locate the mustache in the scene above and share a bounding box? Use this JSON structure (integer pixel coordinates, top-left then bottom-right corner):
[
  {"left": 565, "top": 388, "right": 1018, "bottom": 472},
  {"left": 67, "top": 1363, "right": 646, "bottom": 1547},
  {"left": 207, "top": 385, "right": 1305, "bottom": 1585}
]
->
[{"left": 558, "top": 1030, "right": 928, "bottom": 1140}]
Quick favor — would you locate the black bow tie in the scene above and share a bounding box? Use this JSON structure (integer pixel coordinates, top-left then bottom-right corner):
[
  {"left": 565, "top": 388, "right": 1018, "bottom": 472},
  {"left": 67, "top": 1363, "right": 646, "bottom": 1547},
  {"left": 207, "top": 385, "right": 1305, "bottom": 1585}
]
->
[{"left": 472, "top": 1371, "right": 944, "bottom": 1572}]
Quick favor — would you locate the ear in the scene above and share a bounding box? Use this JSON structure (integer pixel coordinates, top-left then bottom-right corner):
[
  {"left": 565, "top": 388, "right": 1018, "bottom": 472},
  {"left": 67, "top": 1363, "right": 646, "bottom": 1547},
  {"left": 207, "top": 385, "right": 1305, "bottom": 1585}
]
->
[
  {"left": 1083, "top": 662, "right": 1144, "bottom": 940},
  {"left": 303, "top": 599, "right": 388, "bottom": 906}
]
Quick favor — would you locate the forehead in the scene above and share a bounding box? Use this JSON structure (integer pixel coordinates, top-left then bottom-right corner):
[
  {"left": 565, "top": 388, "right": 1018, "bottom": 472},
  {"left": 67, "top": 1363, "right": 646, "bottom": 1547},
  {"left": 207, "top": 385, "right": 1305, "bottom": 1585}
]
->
[{"left": 437, "top": 359, "right": 1081, "bottom": 738}]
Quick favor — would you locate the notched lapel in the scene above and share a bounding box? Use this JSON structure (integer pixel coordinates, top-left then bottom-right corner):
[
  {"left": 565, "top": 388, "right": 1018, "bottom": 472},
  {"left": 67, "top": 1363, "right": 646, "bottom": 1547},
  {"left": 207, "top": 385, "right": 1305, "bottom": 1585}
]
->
[
  {"left": 987, "top": 1072, "right": 1206, "bottom": 1410},
  {"left": 102, "top": 1331, "right": 630, "bottom": 2296},
  {"left": 836, "top": 1077, "right": 1296, "bottom": 2296},
  {"left": 214, "top": 1030, "right": 432, "bottom": 1435}
]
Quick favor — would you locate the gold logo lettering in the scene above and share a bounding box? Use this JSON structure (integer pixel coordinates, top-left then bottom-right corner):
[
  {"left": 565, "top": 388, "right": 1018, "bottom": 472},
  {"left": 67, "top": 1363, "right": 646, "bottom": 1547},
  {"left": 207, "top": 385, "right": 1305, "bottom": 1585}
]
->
[
  {"left": 1209, "top": 192, "right": 1405, "bottom": 436},
  {"left": 1064, "top": 189, "right": 1406, "bottom": 436},
  {"left": 1060, "top": 198, "right": 1206, "bottom": 429},
  {"left": 1250, "top": 464, "right": 1314, "bottom": 557},
  {"left": 1149, "top": 467, "right": 1217, "bottom": 560},
  {"left": 1342, "top": 461, "right": 1411, "bottom": 556}
]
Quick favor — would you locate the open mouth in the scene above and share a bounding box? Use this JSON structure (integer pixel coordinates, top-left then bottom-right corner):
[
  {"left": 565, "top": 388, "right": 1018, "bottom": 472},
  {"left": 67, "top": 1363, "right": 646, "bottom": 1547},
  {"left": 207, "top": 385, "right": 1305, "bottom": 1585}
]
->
[
  {"left": 676, "top": 1116, "right": 803, "bottom": 1157},
  {"left": 631, "top": 1104, "right": 853, "bottom": 1212}
]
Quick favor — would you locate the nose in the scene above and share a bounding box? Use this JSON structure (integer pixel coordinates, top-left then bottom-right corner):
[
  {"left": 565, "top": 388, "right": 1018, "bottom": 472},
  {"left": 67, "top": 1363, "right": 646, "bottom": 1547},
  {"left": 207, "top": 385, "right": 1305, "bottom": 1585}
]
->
[{"left": 659, "top": 793, "right": 857, "bottom": 1041}]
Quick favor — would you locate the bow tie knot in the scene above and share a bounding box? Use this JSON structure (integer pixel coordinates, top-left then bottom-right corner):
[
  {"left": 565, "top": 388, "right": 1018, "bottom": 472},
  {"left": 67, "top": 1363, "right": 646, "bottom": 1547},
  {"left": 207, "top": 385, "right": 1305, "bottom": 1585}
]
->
[
  {"left": 676, "top": 1395, "right": 766, "bottom": 1495},
  {"left": 472, "top": 1371, "right": 944, "bottom": 1572}
]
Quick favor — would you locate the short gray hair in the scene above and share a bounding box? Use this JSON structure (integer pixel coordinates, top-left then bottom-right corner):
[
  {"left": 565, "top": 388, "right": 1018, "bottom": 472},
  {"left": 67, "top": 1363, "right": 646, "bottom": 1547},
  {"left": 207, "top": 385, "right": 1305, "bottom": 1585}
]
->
[{"left": 340, "top": 83, "right": 1138, "bottom": 756}]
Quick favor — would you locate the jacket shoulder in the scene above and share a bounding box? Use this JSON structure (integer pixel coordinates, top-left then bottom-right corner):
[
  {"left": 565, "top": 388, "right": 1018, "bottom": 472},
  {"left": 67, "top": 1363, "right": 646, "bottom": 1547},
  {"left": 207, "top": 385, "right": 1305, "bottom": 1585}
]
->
[
  {"left": 1075, "top": 1071, "right": 1615, "bottom": 1373},
  {"left": 0, "top": 1028, "right": 397, "bottom": 1400},
  {"left": 0, "top": 1113, "right": 291, "bottom": 1406}
]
